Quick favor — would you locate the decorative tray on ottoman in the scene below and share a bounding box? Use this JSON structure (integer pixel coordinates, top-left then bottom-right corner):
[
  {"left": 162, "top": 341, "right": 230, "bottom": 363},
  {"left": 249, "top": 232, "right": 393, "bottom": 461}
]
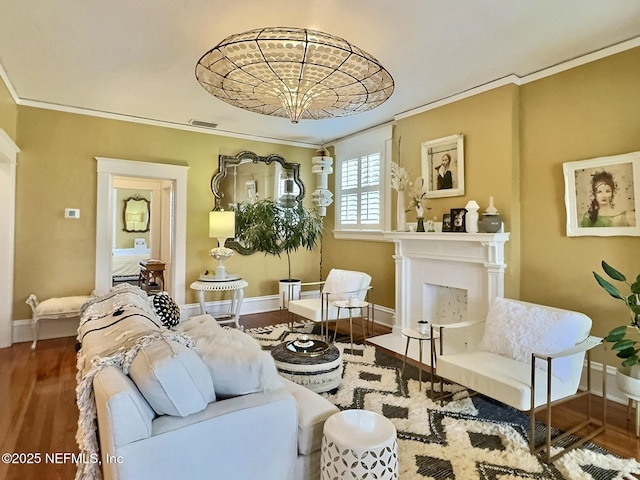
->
[{"left": 286, "top": 337, "right": 329, "bottom": 356}]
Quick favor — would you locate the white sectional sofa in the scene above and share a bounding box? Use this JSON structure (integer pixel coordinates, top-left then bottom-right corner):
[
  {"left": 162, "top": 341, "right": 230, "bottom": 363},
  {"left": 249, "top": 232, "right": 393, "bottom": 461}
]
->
[{"left": 76, "top": 285, "right": 339, "bottom": 480}]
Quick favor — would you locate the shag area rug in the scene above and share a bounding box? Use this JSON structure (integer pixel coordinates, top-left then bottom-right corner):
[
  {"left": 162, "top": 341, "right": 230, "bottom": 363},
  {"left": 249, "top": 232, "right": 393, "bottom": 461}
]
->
[{"left": 247, "top": 322, "right": 640, "bottom": 480}]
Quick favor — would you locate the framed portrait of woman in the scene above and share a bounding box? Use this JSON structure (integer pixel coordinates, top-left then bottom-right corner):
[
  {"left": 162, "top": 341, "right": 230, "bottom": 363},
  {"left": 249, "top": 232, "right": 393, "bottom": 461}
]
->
[
  {"left": 563, "top": 151, "right": 640, "bottom": 237},
  {"left": 421, "top": 134, "right": 465, "bottom": 198}
]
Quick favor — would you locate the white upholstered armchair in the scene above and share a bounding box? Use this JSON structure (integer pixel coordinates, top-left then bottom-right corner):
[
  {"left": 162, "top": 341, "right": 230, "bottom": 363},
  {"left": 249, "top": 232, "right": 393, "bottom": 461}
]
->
[
  {"left": 433, "top": 297, "right": 605, "bottom": 463},
  {"left": 287, "top": 269, "right": 373, "bottom": 347}
]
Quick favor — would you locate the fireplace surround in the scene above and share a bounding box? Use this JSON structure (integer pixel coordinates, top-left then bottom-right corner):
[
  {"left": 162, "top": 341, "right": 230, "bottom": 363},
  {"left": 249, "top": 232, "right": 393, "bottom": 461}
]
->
[{"left": 370, "top": 232, "right": 509, "bottom": 357}]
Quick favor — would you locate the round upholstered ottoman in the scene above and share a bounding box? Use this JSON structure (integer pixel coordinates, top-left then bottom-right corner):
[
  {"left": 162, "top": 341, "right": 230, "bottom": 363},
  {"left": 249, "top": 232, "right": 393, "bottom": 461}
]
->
[
  {"left": 321, "top": 409, "right": 398, "bottom": 480},
  {"left": 270, "top": 338, "right": 342, "bottom": 393}
]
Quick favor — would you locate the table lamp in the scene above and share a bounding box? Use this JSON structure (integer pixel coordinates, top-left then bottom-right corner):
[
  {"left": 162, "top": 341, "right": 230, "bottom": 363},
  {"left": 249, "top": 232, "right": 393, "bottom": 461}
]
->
[{"left": 209, "top": 210, "right": 235, "bottom": 279}]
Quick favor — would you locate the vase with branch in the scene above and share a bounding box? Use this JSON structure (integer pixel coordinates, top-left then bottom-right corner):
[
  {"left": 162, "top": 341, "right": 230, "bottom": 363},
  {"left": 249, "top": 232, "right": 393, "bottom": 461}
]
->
[
  {"left": 390, "top": 161, "right": 410, "bottom": 231},
  {"left": 407, "top": 176, "right": 429, "bottom": 232}
]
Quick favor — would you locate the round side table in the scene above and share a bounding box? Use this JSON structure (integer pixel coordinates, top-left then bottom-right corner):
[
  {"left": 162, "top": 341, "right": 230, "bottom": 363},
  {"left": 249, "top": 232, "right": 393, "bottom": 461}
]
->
[
  {"left": 189, "top": 279, "right": 248, "bottom": 329},
  {"left": 321, "top": 409, "right": 398, "bottom": 480},
  {"left": 401, "top": 327, "right": 438, "bottom": 394},
  {"left": 331, "top": 299, "right": 369, "bottom": 353}
]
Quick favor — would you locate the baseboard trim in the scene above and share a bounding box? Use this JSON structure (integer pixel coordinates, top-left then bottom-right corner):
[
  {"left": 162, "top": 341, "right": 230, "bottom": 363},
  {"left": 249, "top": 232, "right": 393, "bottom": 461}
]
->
[
  {"left": 17, "top": 302, "right": 620, "bottom": 405},
  {"left": 11, "top": 293, "right": 395, "bottom": 344},
  {"left": 12, "top": 317, "right": 80, "bottom": 346},
  {"left": 579, "top": 361, "right": 628, "bottom": 405}
]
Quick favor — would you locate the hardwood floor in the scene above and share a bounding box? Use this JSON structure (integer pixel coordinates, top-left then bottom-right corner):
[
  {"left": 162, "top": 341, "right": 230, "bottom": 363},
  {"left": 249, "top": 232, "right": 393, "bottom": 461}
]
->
[{"left": 0, "top": 311, "right": 637, "bottom": 480}]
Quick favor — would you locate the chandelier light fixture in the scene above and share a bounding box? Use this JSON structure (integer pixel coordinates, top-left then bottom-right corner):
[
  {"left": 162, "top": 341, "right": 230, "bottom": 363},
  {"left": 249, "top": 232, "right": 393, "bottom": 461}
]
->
[{"left": 195, "top": 27, "right": 394, "bottom": 123}]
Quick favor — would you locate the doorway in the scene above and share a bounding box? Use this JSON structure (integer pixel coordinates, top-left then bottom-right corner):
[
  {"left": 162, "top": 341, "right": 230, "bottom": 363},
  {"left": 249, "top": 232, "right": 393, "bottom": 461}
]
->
[
  {"left": 112, "top": 176, "right": 173, "bottom": 292},
  {"left": 0, "top": 130, "right": 19, "bottom": 348},
  {"left": 95, "top": 157, "right": 189, "bottom": 304}
]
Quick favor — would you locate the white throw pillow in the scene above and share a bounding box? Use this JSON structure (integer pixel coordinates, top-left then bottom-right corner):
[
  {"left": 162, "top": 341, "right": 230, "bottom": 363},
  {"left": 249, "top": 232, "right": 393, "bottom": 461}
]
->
[
  {"left": 187, "top": 326, "right": 283, "bottom": 397},
  {"left": 176, "top": 314, "right": 222, "bottom": 337},
  {"left": 478, "top": 298, "right": 585, "bottom": 382},
  {"left": 129, "top": 338, "right": 215, "bottom": 416}
]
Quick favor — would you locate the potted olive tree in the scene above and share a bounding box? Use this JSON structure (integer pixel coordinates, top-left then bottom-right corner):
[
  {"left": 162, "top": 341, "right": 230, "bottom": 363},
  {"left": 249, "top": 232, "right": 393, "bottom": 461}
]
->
[
  {"left": 235, "top": 199, "right": 324, "bottom": 307},
  {"left": 593, "top": 261, "right": 640, "bottom": 415}
]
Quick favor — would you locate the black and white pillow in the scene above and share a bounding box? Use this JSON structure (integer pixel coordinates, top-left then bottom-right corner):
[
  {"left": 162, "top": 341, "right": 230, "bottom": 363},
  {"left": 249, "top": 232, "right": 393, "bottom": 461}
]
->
[{"left": 151, "top": 292, "right": 181, "bottom": 328}]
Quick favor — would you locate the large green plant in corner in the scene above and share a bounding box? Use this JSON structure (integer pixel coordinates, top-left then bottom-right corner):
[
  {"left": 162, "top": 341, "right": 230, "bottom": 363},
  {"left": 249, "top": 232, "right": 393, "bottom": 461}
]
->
[
  {"left": 593, "top": 260, "right": 640, "bottom": 368},
  {"left": 235, "top": 199, "right": 324, "bottom": 280}
]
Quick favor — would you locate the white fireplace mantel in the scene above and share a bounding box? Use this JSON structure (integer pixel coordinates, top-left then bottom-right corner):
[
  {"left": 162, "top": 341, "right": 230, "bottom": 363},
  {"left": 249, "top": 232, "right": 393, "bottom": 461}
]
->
[{"left": 382, "top": 231, "right": 509, "bottom": 336}]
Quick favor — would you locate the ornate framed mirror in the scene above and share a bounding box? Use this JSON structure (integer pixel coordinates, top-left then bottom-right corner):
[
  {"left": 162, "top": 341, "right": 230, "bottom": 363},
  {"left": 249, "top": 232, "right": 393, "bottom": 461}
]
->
[
  {"left": 211, "top": 151, "right": 305, "bottom": 254},
  {"left": 123, "top": 194, "right": 150, "bottom": 232}
]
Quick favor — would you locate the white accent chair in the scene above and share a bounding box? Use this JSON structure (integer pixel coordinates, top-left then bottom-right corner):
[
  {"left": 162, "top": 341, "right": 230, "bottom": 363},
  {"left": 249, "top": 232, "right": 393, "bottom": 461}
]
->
[
  {"left": 287, "top": 269, "right": 373, "bottom": 346},
  {"left": 433, "top": 297, "right": 606, "bottom": 463}
]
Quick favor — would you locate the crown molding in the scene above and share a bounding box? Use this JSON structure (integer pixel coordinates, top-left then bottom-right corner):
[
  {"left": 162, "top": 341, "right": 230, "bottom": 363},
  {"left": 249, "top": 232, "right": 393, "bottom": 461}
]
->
[
  {"left": 0, "top": 63, "right": 19, "bottom": 103},
  {"left": 17, "top": 99, "right": 320, "bottom": 149},
  {"left": 395, "top": 35, "right": 640, "bottom": 122},
  {"left": 3, "top": 35, "right": 639, "bottom": 146}
]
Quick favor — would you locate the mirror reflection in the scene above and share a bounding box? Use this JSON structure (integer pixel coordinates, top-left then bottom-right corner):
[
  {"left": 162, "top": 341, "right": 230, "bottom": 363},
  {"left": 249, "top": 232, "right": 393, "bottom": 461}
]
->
[
  {"left": 211, "top": 151, "right": 305, "bottom": 254},
  {"left": 212, "top": 151, "right": 304, "bottom": 209},
  {"left": 123, "top": 194, "right": 150, "bottom": 232}
]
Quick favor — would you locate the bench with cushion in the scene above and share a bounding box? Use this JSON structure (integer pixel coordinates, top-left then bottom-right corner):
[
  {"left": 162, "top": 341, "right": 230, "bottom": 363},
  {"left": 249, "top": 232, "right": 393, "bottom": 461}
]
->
[{"left": 26, "top": 293, "right": 90, "bottom": 349}]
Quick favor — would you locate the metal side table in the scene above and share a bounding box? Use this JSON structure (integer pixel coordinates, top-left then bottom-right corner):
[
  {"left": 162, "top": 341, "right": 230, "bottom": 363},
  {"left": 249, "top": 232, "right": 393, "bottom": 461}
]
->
[{"left": 401, "top": 327, "right": 438, "bottom": 394}]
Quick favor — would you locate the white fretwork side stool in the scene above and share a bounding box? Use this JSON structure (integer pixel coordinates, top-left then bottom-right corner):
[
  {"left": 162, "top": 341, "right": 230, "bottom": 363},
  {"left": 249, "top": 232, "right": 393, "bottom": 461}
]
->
[
  {"left": 321, "top": 409, "right": 398, "bottom": 480},
  {"left": 26, "top": 294, "right": 90, "bottom": 350}
]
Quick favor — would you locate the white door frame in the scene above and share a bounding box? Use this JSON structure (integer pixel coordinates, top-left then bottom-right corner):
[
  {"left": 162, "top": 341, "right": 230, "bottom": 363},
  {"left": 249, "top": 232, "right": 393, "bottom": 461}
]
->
[
  {"left": 0, "top": 129, "right": 20, "bottom": 348},
  {"left": 95, "top": 158, "right": 189, "bottom": 304}
]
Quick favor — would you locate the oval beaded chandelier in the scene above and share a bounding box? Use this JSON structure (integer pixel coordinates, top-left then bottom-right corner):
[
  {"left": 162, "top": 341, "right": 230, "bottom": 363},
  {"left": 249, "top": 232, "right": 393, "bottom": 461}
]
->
[{"left": 195, "top": 27, "right": 394, "bottom": 123}]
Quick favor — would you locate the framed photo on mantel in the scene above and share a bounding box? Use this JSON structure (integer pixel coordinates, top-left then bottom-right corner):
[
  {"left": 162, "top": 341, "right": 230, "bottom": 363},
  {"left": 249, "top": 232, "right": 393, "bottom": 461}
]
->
[
  {"left": 421, "top": 134, "right": 464, "bottom": 199},
  {"left": 441, "top": 213, "right": 452, "bottom": 232},
  {"left": 450, "top": 208, "right": 467, "bottom": 232}
]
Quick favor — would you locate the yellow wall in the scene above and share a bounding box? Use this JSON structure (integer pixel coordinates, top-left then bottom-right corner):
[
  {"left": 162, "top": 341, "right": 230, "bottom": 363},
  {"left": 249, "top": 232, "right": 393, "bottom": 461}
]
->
[
  {"left": 8, "top": 45, "right": 640, "bottom": 362},
  {"left": 0, "top": 75, "right": 17, "bottom": 140},
  {"left": 322, "top": 84, "right": 522, "bottom": 306},
  {"left": 322, "top": 46, "right": 640, "bottom": 366},
  {"left": 12, "top": 106, "right": 316, "bottom": 319},
  {"left": 395, "top": 84, "right": 521, "bottom": 299},
  {"left": 519, "top": 47, "right": 640, "bottom": 356}
]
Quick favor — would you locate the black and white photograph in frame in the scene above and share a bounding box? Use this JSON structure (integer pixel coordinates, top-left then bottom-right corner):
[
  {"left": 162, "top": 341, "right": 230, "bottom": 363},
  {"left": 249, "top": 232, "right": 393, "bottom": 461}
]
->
[
  {"left": 421, "top": 133, "right": 464, "bottom": 198},
  {"left": 450, "top": 208, "right": 467, "bottom": 232},
  {"left": 441, "top": 213, "right": 452, "bottom": 232},
  {"left": 563, "top": 151, "right": 640, "bottom": 237}
]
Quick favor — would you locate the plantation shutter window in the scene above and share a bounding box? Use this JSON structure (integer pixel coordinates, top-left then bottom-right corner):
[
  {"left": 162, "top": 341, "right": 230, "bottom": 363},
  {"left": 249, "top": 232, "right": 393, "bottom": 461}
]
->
[{"left": 332, "top": 124, "right": 392, "bottom": 236}]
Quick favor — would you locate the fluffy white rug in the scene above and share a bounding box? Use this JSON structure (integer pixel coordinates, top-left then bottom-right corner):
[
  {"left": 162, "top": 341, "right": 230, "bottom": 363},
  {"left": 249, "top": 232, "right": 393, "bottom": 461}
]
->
[{"left": 248, "top": 323, "right": 640, "bottom": 480}]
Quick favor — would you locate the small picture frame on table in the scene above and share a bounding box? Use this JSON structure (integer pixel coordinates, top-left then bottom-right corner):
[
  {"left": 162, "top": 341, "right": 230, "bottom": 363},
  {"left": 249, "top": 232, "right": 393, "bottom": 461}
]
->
[
  {"left": 442, "top": 213, "right": 452, "bottom": 232},
  {"left": 450, "top": 208, "right": 467, "bottom": 232}
]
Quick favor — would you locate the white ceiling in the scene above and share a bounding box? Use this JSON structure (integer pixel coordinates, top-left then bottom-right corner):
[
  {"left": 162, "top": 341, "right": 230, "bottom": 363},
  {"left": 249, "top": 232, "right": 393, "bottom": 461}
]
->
[{"left": 1, "top": 0, "right": 640, "bottom": 147}]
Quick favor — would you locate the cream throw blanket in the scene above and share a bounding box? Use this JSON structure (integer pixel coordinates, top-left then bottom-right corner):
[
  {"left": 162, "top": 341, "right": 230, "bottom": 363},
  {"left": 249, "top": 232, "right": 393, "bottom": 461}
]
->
[{"left": 75, "top": 330, "right": 194, "bottom": 480}]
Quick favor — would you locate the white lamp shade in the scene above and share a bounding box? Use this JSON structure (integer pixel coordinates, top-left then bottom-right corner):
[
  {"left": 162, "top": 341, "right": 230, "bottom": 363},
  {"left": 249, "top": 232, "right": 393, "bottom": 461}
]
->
[{"left": 209, "top": 211, "right": 236, "bottom": 241}]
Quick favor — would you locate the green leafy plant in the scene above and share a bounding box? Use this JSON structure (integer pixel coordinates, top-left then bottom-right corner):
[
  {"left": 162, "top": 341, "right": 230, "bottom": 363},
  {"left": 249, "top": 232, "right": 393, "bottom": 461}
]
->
[
  {"left": 235, "top": 199, "right": 323, "bottom": 280},
  {"left": 593, "top": 261, "right": 640, "bottom": 367}
]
